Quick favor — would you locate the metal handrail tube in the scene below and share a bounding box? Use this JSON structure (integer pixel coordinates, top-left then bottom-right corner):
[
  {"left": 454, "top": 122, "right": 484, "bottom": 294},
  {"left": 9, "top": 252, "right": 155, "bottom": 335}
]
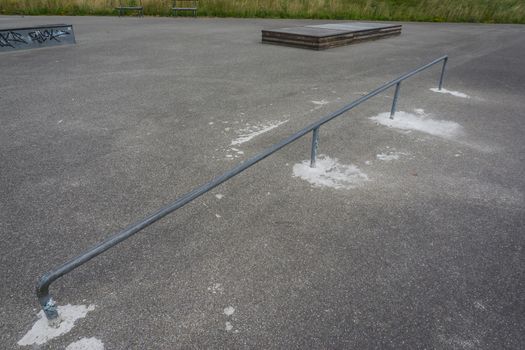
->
[{"left": 36, "top": 55, "right": 448, "bottom": 321}]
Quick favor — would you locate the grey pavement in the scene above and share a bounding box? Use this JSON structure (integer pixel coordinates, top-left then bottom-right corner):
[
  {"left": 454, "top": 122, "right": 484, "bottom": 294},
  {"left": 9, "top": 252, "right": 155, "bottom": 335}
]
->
[{"left": 1, "top": 15, "right": 524, "bottom": 349}]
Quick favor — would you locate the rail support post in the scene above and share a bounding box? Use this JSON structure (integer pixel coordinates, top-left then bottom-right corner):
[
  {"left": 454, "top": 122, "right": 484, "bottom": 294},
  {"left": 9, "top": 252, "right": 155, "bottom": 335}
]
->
[
  {"left": 310, "top": 127, "right": 320, "bottom": 168},
  {"left": 390, "top": 82, "right": 401, "bottom": 119},
  {"left": 438, "top": 56, "right": 448, "bottom": 90}
]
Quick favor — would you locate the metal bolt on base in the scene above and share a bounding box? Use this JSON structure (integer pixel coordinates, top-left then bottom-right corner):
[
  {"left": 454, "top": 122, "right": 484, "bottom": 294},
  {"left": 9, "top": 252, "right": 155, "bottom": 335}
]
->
[{"left": 41, "top": 297, "right": 61, "bottom": 327}]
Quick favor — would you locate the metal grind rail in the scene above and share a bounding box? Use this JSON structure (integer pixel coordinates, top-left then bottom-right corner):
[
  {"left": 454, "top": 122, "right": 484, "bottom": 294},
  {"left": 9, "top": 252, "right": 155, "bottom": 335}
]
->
[{"left": 37, "top": 55, "right": 448, "bottom": 322}]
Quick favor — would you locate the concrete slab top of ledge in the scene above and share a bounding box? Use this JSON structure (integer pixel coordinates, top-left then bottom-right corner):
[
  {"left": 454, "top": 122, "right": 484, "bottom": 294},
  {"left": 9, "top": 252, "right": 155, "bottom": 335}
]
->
[{"left": 262, "top": 22, "right": 402, "bottom": 38}]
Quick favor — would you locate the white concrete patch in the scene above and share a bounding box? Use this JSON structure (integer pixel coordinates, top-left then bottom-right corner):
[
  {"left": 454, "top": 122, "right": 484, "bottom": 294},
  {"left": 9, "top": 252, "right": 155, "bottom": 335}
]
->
[
  {"left": 376, "top": 152, "right": 406, "bottom": 161},
  {"left": 215, "top": 194, "right": 224, "bottom": 200},
  {"left": 430, "top": 87, "right": 470, "bottom": 99},
  {"left": 223, "top": 306, "right": 235, "bottom": 316},
  {"left": 311, "top": 99, "right": 329, "bottom": 106},
  {"left": 230, "top": 147, "right": 244, "bottom": 155},
  {"left": 18, "top": 304, "right": 95, "bottom": 346},
  {"left": 370, "top": 109, "right": 463, "bottom": 139},
  {"left": 207, "top": 283, "right": 224, "bottom": 294},
  {"left": 376, "top": 153, "right": 399, "bottom": 161},
  {"left": 231, "top": 120, "right": 288, "bottom": 146},
  {"left": 66, "top": 337, "right": 104, "bottom": 350},
  {"left": 225, "top": 321, "right": 233, "bottom": 331},
  {"left": 292, "top": 155, "right": 368, "bottom": 190},
  {"left": 223, "top": 146, "right": 245, "bottom": 159},
  {"left": 474, "top": 301, "right": 487, "bottom": 311}
]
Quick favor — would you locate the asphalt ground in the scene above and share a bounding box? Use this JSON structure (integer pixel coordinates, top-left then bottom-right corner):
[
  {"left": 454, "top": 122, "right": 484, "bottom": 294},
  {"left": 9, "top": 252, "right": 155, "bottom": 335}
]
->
[{"left": 1, "top": 15, "right": 524, "bottom": 349}]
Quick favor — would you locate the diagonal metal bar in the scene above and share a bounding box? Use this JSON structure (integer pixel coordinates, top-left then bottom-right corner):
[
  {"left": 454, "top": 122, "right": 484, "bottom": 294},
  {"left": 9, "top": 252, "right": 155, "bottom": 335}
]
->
[{"left": 36, "top": 55, "right": 449, "bottom": 322}]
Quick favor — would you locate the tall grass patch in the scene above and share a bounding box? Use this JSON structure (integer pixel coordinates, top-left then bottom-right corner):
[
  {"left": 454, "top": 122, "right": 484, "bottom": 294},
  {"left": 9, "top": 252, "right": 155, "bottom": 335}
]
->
[{"left": 0, "top": 0, "right": 523, "bottom": 23}]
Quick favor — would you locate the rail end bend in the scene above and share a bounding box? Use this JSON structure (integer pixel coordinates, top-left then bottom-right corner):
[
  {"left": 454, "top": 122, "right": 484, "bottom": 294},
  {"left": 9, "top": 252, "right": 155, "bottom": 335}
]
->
[{"left": 36, "top": 274, "right": 60, "bottom": 324}]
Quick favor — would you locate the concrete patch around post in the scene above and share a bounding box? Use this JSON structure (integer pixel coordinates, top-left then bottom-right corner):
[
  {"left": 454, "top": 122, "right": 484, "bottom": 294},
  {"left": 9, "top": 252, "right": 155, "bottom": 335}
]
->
[
  {"left": 370, "top": 109, "right": 464, "bottom": 139},
  {"left": 18, "top": 304, "right": 95, "bottom": 346},
  {"left": 293, "top": 155, "right": 369, "bottom": 189}
]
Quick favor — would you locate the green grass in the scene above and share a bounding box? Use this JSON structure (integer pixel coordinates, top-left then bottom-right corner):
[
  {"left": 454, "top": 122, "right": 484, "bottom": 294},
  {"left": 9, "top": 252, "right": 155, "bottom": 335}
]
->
[{"left": 1, "top": 0, "right": 524, "bottom": 23}]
